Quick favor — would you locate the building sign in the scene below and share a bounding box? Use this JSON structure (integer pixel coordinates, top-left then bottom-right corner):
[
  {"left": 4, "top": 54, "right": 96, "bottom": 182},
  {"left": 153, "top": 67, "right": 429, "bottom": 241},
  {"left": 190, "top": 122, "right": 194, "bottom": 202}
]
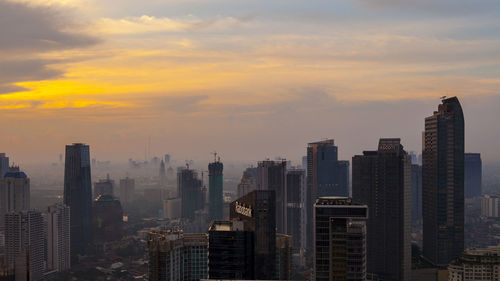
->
[{"left": 235, "top": 201, "right": 252, "bottom": 217}]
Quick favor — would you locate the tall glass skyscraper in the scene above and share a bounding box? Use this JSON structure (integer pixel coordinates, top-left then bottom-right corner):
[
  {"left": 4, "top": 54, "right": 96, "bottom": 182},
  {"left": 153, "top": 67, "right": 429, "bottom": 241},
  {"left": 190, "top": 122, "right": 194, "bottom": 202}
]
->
[
  {"left": 465, "top": 153, "right": 482, "bottom": 198},
  {"left": 64, "top": 143, "right": 93, "bottom": 256},
  {"left": 208, "top": 158, "right": 223, "bottom": 221},
  {"left": 423, "top": 97, "right": 465, "bottom": 266}
]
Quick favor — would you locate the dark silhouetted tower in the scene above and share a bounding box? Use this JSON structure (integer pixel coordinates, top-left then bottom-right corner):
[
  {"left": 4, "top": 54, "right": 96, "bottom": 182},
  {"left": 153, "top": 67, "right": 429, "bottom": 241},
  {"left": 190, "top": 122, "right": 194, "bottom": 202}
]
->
[
  {"left": 465, "top": 153, "right": 482, "bottom": 198},
  {"left": 423, "top": 97, "right": 465, "bottom": 266},
  {"left": 177, "top": 167, "right": 203, "bottom": 220},
  {"left": 64, "top": 143, "right": 93, "bottom": 256},
  {"left": 352, "top": 138, "right": 411, "bottom": 281},
  {"left": 208, "top": 157, "right": 223, "bottom": 221}
]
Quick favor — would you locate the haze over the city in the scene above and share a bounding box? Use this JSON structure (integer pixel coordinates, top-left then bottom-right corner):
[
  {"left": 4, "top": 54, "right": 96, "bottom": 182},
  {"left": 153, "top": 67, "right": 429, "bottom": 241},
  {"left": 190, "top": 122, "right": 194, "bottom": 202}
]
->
[{"left": 2, "top": 0, "right": 500, "bottom": 164}]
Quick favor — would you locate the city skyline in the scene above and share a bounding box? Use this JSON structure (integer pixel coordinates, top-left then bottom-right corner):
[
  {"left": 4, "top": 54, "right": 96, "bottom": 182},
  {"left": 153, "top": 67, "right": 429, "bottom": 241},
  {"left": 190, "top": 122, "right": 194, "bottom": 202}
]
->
[{"left": 1, "top": 0, "right": 500, "bottom": 164}]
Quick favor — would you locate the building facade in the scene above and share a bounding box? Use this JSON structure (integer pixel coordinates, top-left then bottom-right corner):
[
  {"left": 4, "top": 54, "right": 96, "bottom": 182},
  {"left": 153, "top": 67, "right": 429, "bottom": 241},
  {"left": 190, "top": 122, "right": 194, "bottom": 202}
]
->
[
  {"left": 352, "top": 138, "right": 411, "bottom": 281},
  {"left": 481, "top": 195, "right": 499, "bottom": 218},
  {"left": 46, "top": 204, "right": 71, "bottom": 272},
  {"left": 257, "top": 160, "right": 287, "bottom": 233},
  {"left": 314, "top": 197, "right": 368, "bottom": 281},
  {"left": 148, "top": 231, "right": 208, "bottom": 281},
  {"left": 286, "top": 168, "right": 306, "bottom": 253},
  {"left": 0, "top": 153, "right": 9, "bottom": 178},
  {"left": 119, "top": 177, "right": 135, "bottom": 207},
  {"left": 94, "top": 177, "right": 114, "bottom": 198},
  {"left": 423, "top": 97, "right": 465, "bottom": 266},
  {"left": 92, "top": 195, "right": 123, "bottom": 243},
  {"left": 0, "top": 167, "right": 30, "bottom": 230},
  {"left": 178, "top": 167, "right": 204, "bottom": 221},
  {"left": 465, "top": 153, "right": 482, "bottom": 199},
  {"left": 208, "top": 159, "right": 223, "bottom": 221},
  {"left": 448, "top": 247, "right": 500, "bottom": 281},
  {"left": 64, "top": 143, "right": 93, "bottom": 256},
  {"left": 412, "top": 164, "right": 423, "bottom": 225}
]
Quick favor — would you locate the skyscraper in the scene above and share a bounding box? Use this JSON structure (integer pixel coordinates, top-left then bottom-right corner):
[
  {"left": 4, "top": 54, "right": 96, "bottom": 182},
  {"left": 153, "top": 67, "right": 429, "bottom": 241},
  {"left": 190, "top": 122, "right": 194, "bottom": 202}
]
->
[
  {"left": 92, "top": 195, "right": 123, "bottom": 243},
  {"left": 423, "top": 97, "right": 465, "bottom": 267},
  {"left": 159, "top": 160, "right": 167, "bottom": 188},
  {"left": 46, "top": 204, "right": 71, "bottom": 272},
  {"left": 0, "top": 153, "right": 9, "bottom": 178},
  {"left": 307, "top": 140, "right": 350, "bottom": 251},
  {"left": 208, "top": 221, "right": 254, "bottom": 279},
  {"left": 64, "top": 143, "right": 93, "bottom": 256},
  {"left": 276, "top": 233, "right": 292, "bottom": 280},
  {"left": 286, "top": 168, "right": 306, "bottom": 253},
  {"left": 0, "top": 167, "right": 30, "bottom": 230},
  {"left": 257, "top": 160, "right": 287, "bottom": 233},
  {"left": 314, "top": 197, "right": 368, "bottom": 281},
  {"left": 93, "top": 176, "right": 114, "bottom": 198},
  {"left": 465, "top": 153, "right": 482, "bottom": 198},
  {"left": 4, "top": 210, "right": 45, "bottom": 281},
  {"left": 119, "top": 177, "right": 135, "bottom": 207},
  {"left": 352, "top": 138, "right": 411, "bottom": 281},
  {"left": 177, "top": 166, "right": 204, "bottom": 220},
  {"left": 237, "top": 168, "right": 256, "bottom": 198},
  {"left": 412, "top": 164, "right": 423, "bottom": 225},
  {"left": 208, "top": 158, "right": 223, "bottom": 221},
  {"left": 230, "top": 190, "right": 277, "bottom": 280}
]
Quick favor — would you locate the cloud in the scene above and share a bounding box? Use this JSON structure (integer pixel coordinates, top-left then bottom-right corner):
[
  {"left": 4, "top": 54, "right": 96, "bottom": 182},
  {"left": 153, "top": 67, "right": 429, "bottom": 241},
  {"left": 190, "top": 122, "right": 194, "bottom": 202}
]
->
[
  {"left": 94, "top": 15, "right": 253, "bottom": 35},
  {"left": 0, "top": 0, "right": 99, "bottom": 93}
]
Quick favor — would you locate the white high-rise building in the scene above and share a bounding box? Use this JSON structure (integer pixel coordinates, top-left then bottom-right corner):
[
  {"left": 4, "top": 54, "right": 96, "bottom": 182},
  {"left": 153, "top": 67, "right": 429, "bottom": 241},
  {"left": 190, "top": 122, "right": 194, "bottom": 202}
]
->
[
  {"left": 4, "top": 210, "right": 45, "bottom": 281},
  {"left": 47, "top": 204, "right": 71, "bottom": 272},
  {"left": 0, "top": 167, "right": 30, "bottom": 229},
  {"left": 449, "top": 247, "right": 500, "bottom": 281},
  {"left": 481, "top": 195, "right": 499, "bottom": 218}
]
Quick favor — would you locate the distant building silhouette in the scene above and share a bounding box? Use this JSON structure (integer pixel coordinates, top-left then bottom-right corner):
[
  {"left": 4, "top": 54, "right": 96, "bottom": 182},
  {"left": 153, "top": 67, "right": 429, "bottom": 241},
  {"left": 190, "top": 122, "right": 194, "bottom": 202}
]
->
[
  {"left": 285, "top": 168, "right": 306, "bottom": 253},
  {"left": 412, "top": 164, "right": 423, "bottom": 225},
  {"left": 257, "top": 160, "right": 287, "bottom": 233},
  {"left": 423, "top": 97, "right": 465, "bottom": 267},
  {"left": 276, "top": 233, "right": 292, "bottom": 280},
  {"left": 64, "top": 143, "right": 93, "bottom": 256},
  {"left": 0, "top": 153, "right": 9, "bottom": 178},
  {"left": 94, "top": 175, "right": 114, "bottom": 198},
  {"left": 314, "top": 197, "right": 368, "bottom": 281},
  {"left": 237, "top": 169, "right": 256, "bottom": 198},
  {"left": 208, "top": 158, "right": 223, "bottom": 221},
  {"left": 159, "top": 160, "right": 167, "bottom": 188},
  {"left": 178, "top": 167, "right": 204, "bottom": 220},
  {"left": 352, "top": 138, "right": 411, "bottom": 281},
  {"left": 465, "top": 153, "right": 482, "bottom": 198},
  {"left": 481, "top": 195, "right": 499, "bottom": 218},
  {"left": 119, "top": 177, "right": 135, "bottom": 207},
  {"left": 92, "top": 195, "right": 123, "bottom": 243}
]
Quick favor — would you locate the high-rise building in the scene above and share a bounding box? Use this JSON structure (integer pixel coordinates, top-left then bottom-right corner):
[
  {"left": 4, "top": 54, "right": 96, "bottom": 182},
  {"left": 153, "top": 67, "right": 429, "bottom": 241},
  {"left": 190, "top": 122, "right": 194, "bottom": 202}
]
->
[
  {"left": 286, "top": 169, "right": 306, "bottom": 253},
  {"left": 64, "top": 143, "right": 93, "bottom": 256},
  {"left": 0, "top": 167, "right": 30, "bottom": 230},
  {"left": 94, "top": 176, "right": 114, "bottom": 198},
  {"left": 159, "top": 160, "right": 167, "bottom": 188},
  {"left": 119, "top": 177, "right": 135, "bottom": 207},
  {"left": 276, "top": 233, "right": 292, "bottom": 280},
  {"left": 148, "top": 231, "right": 208, "bottom": 281},
  {"left": 412, "top": 164, "right": 423, "bottom": 225},
  {"left": 237, "top": 170, "right": 256, "bottom": 198},
  {"left": 0, "top": 153, "right": 9, "bottom": 178},
  {"left": 46, "top": 204, "right": 70, "bottom": 272},
  {"left": 257, "top": 160, "right": 287, "bottom": 233},
  {"left": 423, "top": 97, "right": 465, "bottom": 266},
  {"left": 448, "top": 246, "right": 500, "bottom": 281},
  {"left": 92, "top": 195, "right": 123, "bottom": 243},
  {"left": 465, "top": 153, "right": 482, "bottom": 198},
  {"left": 230, "top": 190, "right": 277, "bottom": 280},
  {"left": 314, "top": 197, "right": 368, "bottom": 281},
  {"left": 177, "top": 167, "right": 204, "bottom": 220},
  {"left": 4, "top": 210, "right": 45, "bottom": 281},
  {"left": 481, "top": 195, "right": 499, "bottom": 218},
  {"left": 208, "top": 221, "right": 254, "bottom": 279},
  {"left": 352, "top": 138, "right": 411, "bottom": 281},
  {"left": 162, "top": 198, "right": 181, "bottom": 220},
  {"left": 208, "top": 158, "right": 223, "bottom": 221},
  {"left": 307, "top": 140, "right": 349, "bottom": 252}
]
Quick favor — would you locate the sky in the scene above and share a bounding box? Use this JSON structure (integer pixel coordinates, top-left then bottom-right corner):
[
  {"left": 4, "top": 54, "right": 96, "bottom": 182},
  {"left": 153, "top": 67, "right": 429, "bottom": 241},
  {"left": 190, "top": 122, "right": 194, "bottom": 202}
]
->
[{"left": 1, "top": 0, "right": 500, "bottom": 164}]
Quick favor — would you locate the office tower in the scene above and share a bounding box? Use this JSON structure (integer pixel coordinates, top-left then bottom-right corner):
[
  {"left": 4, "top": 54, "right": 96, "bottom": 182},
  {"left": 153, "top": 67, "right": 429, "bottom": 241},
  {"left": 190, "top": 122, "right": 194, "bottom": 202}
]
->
[
  {"left": 302, "top": 156, "right": 307, "bottom": 170},
  {"left": 0, "top": 153, "right": 9, "bottom": 178},
  {"left": 208, "top": 158, "right": 224, "bottom": 221},
  {"left": 276, "top": 233, "right": 292, "bottom": 280},
  {"left": 162, "top": 198, "right": 181, "bottom": 220},
  {"left": 178, "top": 167, "right": 204, "bottom": 220},
  {"left": 208, "top": 221, "right": 254, "bottom": 279},
  {"left": 159, "top": 160, "right": 167, "bottom": 188},
  {"left": 92, "top": 195, "right": 123, "bottom": 243},
  {"left": 119, "top": 177, "right": 135, "bottom": 207},
  {"left": 465, "top": 153, "right": 482, "bottom": 198},
  {"left": 423, "top": 97, "right": 465, "bottom": 266},
  {"left": 237, "top": 170, "right": 256, "bottom": 198},
  {"left": 352, "top": 138, "right": 411, "bottom": 281},
  {"left": 93, "top": 176, "right": 114, "bottom": 198},
  {"left": 314, "top": 197, "right": 368, "bottom": 281},
  {"left": 337, "top": 160, "right": 350, "bottom": 196},
  {"left": 64, "top": 143, "right": 93, "bottom": 256},
  {"left": 286, "top": 169, "right": 306, "bottom": 253},
  {"left": 4, "top": 211, "right": 45, "bottom": 281},
  {"left": 230, "top": 190, "right": 277, "bottom": 280},
  {"left": 448, "top": 247, "right": 500, "bottom": 281},
  {"left": 307, "top": 139, "right": 350, "bottom": 252},
  {"left": 412, "top": 164, "right": 423, "bottom": 224},
  {"left": 0, "top": 167, "right": 30, "bottom": 229},
  {"left": 257, "top": 160, "right": 287, "bottom": 233},
  {"left": 164, "top": 154, "right": 170, "bottom": 165},
  {"left": 46, "top": 204, "right": 70, "bottom": 272},
  {"left": 481, "top": 195, "right": 499, "bottom": 218},
  {"left": 148, "top": 231, "right": 208, "bottom": 281}
]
